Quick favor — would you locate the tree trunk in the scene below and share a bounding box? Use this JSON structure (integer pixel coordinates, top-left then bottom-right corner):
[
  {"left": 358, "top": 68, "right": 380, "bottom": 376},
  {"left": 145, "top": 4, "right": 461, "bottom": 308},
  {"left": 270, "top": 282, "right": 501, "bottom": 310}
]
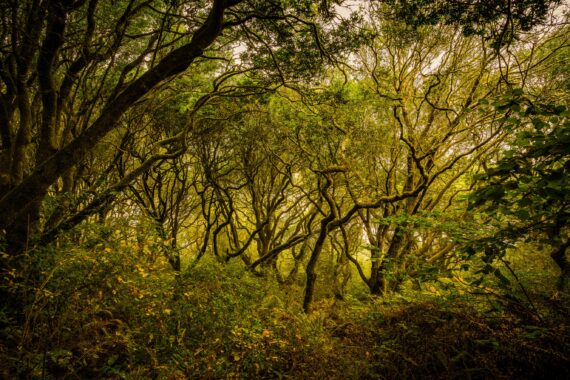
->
[
  {"left": 302, "top": 217, "right": 332, "bottom": 313},
  {"left": 551, "top": 240, "right": 570, "bottom": 292},
  {"left": 368, "top": 246, "right": 384, "bottom": 295}
]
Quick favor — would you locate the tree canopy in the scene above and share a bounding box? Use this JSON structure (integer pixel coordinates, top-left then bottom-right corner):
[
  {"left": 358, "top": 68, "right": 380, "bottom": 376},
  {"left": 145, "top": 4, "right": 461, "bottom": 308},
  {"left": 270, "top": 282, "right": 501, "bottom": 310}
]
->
[{"left": 1, "top": 1, "right": 570, "bottom": 378}]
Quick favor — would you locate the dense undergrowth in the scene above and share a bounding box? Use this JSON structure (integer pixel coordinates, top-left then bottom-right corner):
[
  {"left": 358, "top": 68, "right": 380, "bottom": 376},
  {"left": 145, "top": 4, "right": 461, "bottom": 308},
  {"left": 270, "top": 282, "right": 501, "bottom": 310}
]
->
[{"left": 1, "top": 240, "right": 569, "bottom": 379}]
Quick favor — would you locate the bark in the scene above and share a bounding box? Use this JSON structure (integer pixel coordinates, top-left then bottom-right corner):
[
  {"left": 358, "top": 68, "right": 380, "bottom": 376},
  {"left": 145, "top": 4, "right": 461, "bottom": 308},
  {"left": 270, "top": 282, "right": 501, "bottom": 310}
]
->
[
  {"left": 368, "top": 246, "right": 384, "bottom": 295},
  {"left": 5, "top": 83, "right": 35, "bottom": 253},
  {"left": 302, "top": 175, "right": 335, "bottom": 313},
  {"left": 551, "top": 240, "right": 570, "bottom": 292},
  {"left": 302, "top": 217, "right": 332, "bottom": 313},
  {"left": 370, "top": 225, "right": 407, "bottom": 295},
  {"left": 3, "top": 2, "right": 70, "bottom": 253},
  {"left": 37, "top": 1, "right": 67, "bottom": 163},
  {"left": 248, "top": 233, "right": 309, "bottom": 269},
  {"left": 0, "top": 94, "right": 12, "bottom": 152}
]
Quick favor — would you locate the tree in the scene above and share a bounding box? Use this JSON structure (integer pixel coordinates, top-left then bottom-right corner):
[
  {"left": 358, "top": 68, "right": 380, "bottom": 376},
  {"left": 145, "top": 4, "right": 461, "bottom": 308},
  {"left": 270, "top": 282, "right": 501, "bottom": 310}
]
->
[
  {"left": 0, "top": 0, "right": 362, "bottom": 255},
  {"left": 380, "top": 0, "right": 560, "bottom": 47},
  {"left": 346, "top": 16, "right": 509, "bottom": 294},
  {"left": 0, "top": 0, "right": 236, "bottom": 253}
]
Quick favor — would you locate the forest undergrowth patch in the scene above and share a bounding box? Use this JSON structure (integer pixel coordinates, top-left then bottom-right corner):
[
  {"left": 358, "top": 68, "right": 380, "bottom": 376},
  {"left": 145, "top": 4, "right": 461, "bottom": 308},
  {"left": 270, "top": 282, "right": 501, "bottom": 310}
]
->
[{"left": 1, "top": 246, "right": 569, "bottom": 379}]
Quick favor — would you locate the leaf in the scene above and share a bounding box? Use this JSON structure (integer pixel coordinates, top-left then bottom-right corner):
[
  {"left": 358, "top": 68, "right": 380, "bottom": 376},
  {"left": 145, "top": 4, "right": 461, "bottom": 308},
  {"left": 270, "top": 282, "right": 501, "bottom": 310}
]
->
[
  {"left": 492, "top": 269, "right": 511, "bottom": 286},
  {"left": 481, "top": 184, "right": 505, "bottom": 202},
  {"left": 514, "top": 209, "right": 530, "bottom": 219},
  {"left": 531, "top": 118, "right": 548, "bottom": 130}
]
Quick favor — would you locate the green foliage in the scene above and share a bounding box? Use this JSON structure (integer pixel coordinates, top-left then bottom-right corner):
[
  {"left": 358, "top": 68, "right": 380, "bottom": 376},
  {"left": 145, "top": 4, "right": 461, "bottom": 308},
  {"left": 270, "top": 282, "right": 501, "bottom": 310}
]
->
[
  {"left": 2, "top": 2, "right": 570, "bottom": 378},
  {"left": 470, "top": 94, "right": 569, "bottom": 241},
  {"left": 467, "top": 91, "right": 569, "bottom": 292},
  {"left": 0, "top": 233, "right": 323, "bottom": 378},
  {"left": 2, "top": 232, "right": 570, "bottom": 378},
  {"left": 381, "top": 0, "right": 559, "bottom": 46},
  {"left": 238, "top": 1, "right": 368, "bottom": 85}
]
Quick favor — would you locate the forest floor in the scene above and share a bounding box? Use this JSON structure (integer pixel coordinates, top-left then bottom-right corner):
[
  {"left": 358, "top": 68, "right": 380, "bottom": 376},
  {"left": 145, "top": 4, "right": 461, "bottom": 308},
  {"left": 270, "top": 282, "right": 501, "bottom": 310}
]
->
[{"left": 1, "top": 247, "right": 569, "bottom": 379}]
